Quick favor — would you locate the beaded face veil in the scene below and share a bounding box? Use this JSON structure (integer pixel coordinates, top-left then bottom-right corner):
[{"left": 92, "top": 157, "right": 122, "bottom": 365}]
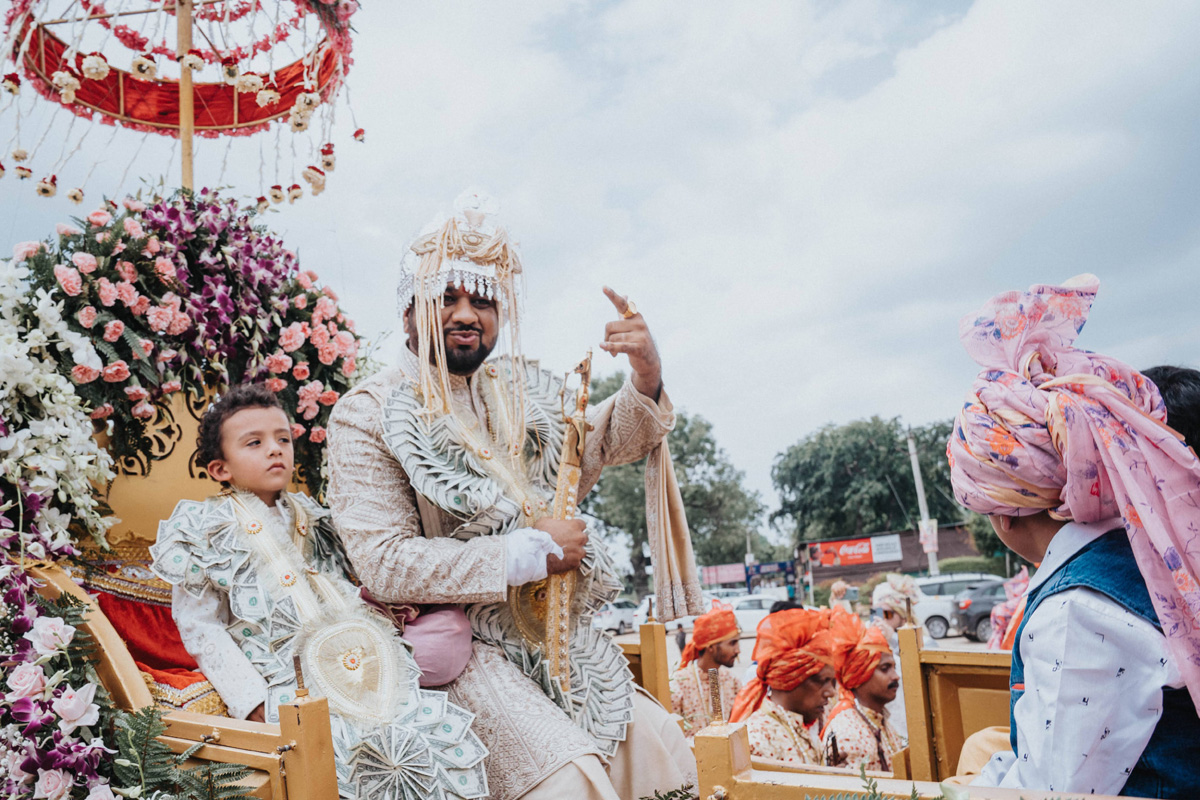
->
[{"left": 397, "top": 190, "right": 527, "bottom": 435}]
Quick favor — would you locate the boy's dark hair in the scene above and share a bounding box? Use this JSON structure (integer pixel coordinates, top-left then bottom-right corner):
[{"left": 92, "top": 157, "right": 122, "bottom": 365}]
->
[
  {"left": 196, "top": 383, "right": 285, "bottom": 469},
  {"left": 1144, "top": 365, "right": 1200, "bottom": 453}
]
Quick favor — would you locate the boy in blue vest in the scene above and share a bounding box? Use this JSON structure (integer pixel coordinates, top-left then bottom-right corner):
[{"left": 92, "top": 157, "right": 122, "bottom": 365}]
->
[{"left": 946, "top": 276, "right": 1200, "bottom": 797}]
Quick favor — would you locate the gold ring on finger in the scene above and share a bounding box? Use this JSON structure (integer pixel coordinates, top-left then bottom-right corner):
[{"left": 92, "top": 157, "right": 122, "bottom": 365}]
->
[{"left": 621, "top": 300, "right": 638, "bottom": 319}]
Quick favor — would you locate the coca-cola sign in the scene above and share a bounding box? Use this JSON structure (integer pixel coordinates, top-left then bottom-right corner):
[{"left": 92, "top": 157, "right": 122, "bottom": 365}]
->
[{"left": 808, "top": 534, "right": 902, "bottom": 568}]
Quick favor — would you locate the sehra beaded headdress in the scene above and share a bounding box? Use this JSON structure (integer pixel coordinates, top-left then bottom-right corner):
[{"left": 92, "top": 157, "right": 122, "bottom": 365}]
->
[{"left": 397, "top": 189, "right": 527, "bottom": 430}]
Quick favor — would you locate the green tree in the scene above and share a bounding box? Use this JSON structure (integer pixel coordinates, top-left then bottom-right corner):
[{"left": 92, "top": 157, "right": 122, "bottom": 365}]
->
[
  {"left": 771, "top": 416, "right": 966, "bottom": 543},
  {"left": 965, "top": 511, "right": 1006, "bottom": 558},
  {"left": 582, "top": 373, "right": 771, "bottom": 598}
]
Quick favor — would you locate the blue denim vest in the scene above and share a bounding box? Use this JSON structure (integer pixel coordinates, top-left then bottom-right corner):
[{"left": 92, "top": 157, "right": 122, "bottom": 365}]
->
[{"left": 1009, "top": 529, "right": 1200, "bottom": 798}]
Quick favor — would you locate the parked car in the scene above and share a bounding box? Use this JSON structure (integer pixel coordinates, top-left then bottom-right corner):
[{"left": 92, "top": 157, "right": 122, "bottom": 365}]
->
[
  {"left": 726, "top": 594, "right": 778, "bottom": 636},
  {"left": 633, "top": 592, "right": 781, "bottom": 636},
  {"left": 952, "top": 580, "right": 1007, "bottom": 641},
  {"left": 592, "top": 599, "right": 638, "bottom": 635},
  {"left": 633, "top": 593, "right": 715, "bottom": 631},
  {"left": 709, "top": 587, "right": 748, "bottom": 600},
  {"left": 633, "top": 594, "right": 656, "bottom": 628},
  {"left": 913, "top": 572, "right": 1004, "bottom": 639}
]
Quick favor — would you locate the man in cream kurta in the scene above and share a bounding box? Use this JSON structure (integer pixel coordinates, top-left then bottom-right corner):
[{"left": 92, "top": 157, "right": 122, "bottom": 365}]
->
[{"left": 326, "top": 191, "right": 696, "bottom": 800}]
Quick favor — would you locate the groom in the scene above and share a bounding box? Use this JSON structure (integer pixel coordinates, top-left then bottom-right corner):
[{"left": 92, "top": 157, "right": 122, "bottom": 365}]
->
[{"left": 326, "top": 191, "right": 696, "bottom": 800}]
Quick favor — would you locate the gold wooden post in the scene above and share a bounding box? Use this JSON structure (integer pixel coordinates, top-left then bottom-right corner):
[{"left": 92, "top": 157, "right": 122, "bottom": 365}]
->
[
  {"left": 28, "top": 563, "right": 155, "bottom": 711},
  {"left": 277, "top": 697, "right": 339, "bottom": 797},
  {"left": 176, "top": 0, "right": 194, "bottom": 190},
  {"left": 694, "top": 722, "right": 748, "bottom": 800},
  {"left": 638, "top": 621, "right": 672, "bottom": 709},
  {"left": 898, "top": 625, "right": 934, "bottom": 781},
  {"left": 707, "top": 667, "right": 726, "bottom": 727}
]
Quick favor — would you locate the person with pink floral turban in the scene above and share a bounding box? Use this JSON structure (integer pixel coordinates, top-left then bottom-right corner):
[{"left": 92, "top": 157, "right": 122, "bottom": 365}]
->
[{"left": 948, "top": 275, "right": 1200, "bottom": 798}]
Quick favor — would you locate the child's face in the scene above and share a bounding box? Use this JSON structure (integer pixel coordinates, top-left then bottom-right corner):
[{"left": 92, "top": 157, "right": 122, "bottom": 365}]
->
[{"left": 207, "top": 406, "right": 294, "bottom": 504}]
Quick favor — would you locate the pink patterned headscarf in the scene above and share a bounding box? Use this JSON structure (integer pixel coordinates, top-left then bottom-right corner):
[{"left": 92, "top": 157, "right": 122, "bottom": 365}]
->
[{"left": 948, "top": 274, "right": 1200, "bottom": 711}]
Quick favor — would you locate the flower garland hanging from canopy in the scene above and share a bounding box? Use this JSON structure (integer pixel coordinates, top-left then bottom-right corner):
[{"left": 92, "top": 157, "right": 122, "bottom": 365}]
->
[{"left": 1, "top": 0, "right": 361, "bottom": 204}]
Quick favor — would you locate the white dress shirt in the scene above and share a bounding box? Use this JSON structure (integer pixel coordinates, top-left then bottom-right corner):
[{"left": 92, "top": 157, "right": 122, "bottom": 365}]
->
[{"left": 973, "top": 519, "right": 1182, "bottom": 796}]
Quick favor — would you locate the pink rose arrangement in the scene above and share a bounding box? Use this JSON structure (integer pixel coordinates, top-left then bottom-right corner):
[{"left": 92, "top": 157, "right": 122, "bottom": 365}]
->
[
  {"left": 17, "top": 188, "right": 367, "bottom": 500},
  {"left": 20, "top": 189, "right": 308, "bottom": 477},
  {"left": 0, "top": 552, "right": 192, "bottom": 799},
  {"left": 251, "top": 268, "right": 366, "bottom": 495},
  {"left": 0, "top": 562, "right": 115, "bottom": 798}
]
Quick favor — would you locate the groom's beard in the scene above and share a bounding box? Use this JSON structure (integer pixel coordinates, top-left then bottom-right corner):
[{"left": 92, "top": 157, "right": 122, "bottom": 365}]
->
[{"left": 443, "top": 325, "right": 495, "bottom": 375}]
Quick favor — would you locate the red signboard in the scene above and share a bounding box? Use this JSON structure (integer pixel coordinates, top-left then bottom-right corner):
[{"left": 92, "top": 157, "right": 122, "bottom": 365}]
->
[{"left": 807, "top": 534, "right": 902, "bottom": 568}]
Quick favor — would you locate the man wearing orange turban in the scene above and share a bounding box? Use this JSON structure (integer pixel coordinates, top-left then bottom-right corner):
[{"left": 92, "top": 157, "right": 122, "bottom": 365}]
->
[
  {"left": 670, "top": 600, "right": 742, "bottom": 738},
  {"left": 822, "top": 610, "right": 903, "bottom": 772},
  {"left": 729, "top": 609, "right": 837, "bottom": 765}
]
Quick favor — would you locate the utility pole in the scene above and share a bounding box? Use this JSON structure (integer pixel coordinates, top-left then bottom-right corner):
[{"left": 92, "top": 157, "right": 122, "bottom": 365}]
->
[
  {"left": 906, "top": 427, "right": 940, "bottom": 576},
  {"left": 744, "top": 529, "right": 755, "bottom": 593},
  {"left": 176, "top": 0, "right": 194, "bottom": 190}
]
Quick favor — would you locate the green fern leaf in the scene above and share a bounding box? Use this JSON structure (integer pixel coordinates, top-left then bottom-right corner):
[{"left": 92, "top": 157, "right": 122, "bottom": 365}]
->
[
  {"left": 180, "top": 760, "right": 255, "bottom": 800},
  {"left": 113, "top": 706, "right": 175, "bottom": 790}
]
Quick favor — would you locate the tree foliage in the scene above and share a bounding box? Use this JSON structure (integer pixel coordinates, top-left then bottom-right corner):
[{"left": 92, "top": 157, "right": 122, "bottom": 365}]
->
[
  {"left": 581, "top": 373, "right": 774, "bottom": 598},
  {"left": 965, "top": 511, "right": 1006, "bottom": 558},
  {"left": 771, "top": 416, "right": 966, "bottom": 543}
]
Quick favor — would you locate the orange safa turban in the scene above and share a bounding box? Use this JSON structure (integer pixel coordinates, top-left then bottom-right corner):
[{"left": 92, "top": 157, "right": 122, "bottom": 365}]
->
[
  {"left": 828, "top": 608, "right": 890, "bottom": 691},
  {"left": 729, "top": 608, "right": 834, "bottom": 722},
  {"left": 679, "top": 599, "right": 739, "bottom": 669}
]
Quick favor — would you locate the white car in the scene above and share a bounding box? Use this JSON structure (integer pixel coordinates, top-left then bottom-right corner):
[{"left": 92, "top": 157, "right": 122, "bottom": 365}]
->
[
  {"left": 633, "top": 593, "right": 714, "bottom": 631},
  {"left": 633, "top": 593, "right": 792, "bottom": 635},
  {"left": 727, "top": 594, "right": 785, "bottom": 637},
  {"left": 592, "top": 599, "right": 638, "bottom": 635},
  {"left": 913, "top": 573, "right": 1004, "bottom": 639},
  {"left": 632, "top": 594, "right": 661, "bottom": 628}
]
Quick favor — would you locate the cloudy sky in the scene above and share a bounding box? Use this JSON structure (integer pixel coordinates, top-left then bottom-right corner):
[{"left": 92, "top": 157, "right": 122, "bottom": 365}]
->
[{"left": 3, "top": 0, "right": 1199, "bottom": 522}]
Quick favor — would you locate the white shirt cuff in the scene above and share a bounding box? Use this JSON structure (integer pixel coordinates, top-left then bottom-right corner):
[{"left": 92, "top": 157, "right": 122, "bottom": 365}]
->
[{"left": 506, "top": 527, "right": 563, "bottom": 586}]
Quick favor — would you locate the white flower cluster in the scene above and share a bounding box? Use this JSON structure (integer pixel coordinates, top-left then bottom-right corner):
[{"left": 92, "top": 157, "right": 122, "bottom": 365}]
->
[
  {"left": 50, "top": 69, "right": 80, "bottom": 103},
  {"left": 0, "top": 258, "right": 116, "bottom": 556},
  {"left": 288, "top": 91, "right": 320, "bottom": 132}
]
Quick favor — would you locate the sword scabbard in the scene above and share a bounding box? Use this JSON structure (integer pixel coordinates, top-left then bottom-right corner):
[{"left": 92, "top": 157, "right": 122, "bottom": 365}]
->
[{"left": 544, "top": 351, "right": 593, "bottom": 692}]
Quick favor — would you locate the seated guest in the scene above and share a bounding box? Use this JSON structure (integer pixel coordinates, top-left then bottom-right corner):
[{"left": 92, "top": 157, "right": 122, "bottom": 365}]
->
[
  {"left": 670, "top": 600, "right": 742, "bottom": 737},
  {"left": 729, "top": 609, "right": 837, "bottom": 765},
  {"left": 823, "top": 610, "right": 903, "bottom": 772},
  {"left": 870, "top": 573, "right": 925, "bottom": 742},
  {"left": 948, "top": 276, "right": 1200, "bottom": 797},
  {"left": 151, "top": 384, "right": 486, "bottom": 799}
]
